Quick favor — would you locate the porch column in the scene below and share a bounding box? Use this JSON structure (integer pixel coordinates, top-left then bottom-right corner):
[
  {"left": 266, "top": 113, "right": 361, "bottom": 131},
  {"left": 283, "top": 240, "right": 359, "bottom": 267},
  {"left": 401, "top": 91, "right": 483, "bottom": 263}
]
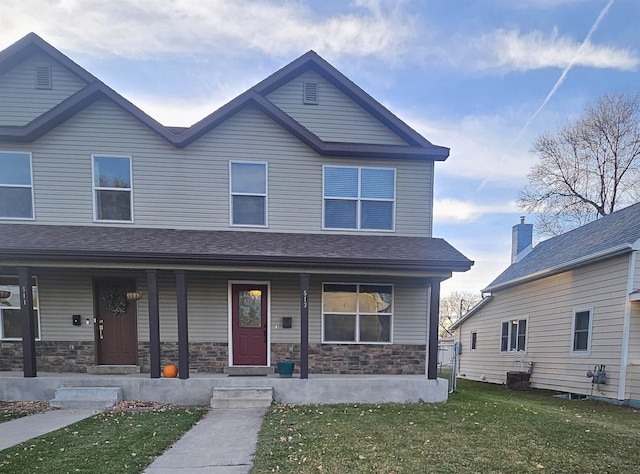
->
[
  {"left": 147, "top": 269, "right": 161, "bottom": 379},
  {"left": 17, "top": 266, "right": 37, "bottom": 377},
  {"left": 300, "top": 273, "right": 309, "bottom": 379},
  {"left": 176, "top": 270, "right": 189, "bottom": 379},
  {"left": 427, "top": 278, "right": 441, "bottom": 380}
]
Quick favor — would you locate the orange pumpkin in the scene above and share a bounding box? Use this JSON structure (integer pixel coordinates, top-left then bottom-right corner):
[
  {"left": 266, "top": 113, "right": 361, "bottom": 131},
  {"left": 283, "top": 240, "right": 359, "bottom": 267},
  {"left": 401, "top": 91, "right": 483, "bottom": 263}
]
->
[{"left": 163, "top": 364, "right": 178, "bottom": 378}]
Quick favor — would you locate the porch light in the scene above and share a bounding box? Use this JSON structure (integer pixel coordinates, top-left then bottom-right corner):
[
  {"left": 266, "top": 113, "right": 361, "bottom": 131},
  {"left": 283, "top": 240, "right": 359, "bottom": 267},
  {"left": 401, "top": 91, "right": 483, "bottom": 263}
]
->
[
  {"left": 0, "top": 290, "right": 10, "bottom": 300},
  {"left": 126, "top": 291, "right": 143, "bottom": 301}
]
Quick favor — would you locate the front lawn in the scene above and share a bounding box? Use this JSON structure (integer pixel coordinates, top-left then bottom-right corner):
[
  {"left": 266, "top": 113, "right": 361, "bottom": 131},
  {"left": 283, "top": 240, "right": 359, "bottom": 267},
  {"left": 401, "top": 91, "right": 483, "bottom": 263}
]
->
[
  {"left": 252, "top": 379, "right": 640, "bottom": 473},
  {"left": 0, "top": 406, "right": 207, "bottom": 473}
]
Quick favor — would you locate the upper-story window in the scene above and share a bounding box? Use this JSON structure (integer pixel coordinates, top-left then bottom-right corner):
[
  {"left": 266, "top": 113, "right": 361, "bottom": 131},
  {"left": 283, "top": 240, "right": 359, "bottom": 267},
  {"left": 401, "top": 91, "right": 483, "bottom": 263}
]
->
[
  {"left": 0, "top": 151, "right": 34, "bottom": 220},
  {"left": 323, "top": 166, "right": 395, "bottom": 230},
  {"left": 230, "top": 162, "right": 267, "bottom": 227},
  {"left": 92, "top": 155, "right": 133, "bottom": 222}
]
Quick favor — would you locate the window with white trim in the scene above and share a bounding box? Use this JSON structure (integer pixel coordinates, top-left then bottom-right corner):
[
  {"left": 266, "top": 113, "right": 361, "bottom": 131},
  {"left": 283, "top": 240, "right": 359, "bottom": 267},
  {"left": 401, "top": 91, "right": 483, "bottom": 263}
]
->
[
  {"left": 500, "top": 319, "right": 527, "bottom": 352},
  {"left": 0, "top": 151, "right": 33, "bottom": 219},
  {"left": 323, "top": 166, "right": 395, "bottom": 230},
  {"left": 470, "top": 331, "right": 477, "bottom": 351},
  {"left": 230, "top": 162, "right": 267, "bottom": 226},
  {"left": 572, "top": 309, "right": 592, "bottom": 353},
  {"left": 322, "top": 283, "right": 392, "bottom": 343},
  {"left": 92, "top": 155, "right": 132, "bottom": 222},
  {"left": 0, "top": 276, "right": 40, "bottom": 340}
]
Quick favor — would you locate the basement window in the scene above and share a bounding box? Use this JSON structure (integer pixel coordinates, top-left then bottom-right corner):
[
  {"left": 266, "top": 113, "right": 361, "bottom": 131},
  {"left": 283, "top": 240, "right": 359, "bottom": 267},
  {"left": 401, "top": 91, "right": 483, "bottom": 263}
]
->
[
  {"left": 303, "top": 81, "right": 319, "bottom": 105},
  {"left": 35, "top": 65, "right": 52, "bottom": 89}
]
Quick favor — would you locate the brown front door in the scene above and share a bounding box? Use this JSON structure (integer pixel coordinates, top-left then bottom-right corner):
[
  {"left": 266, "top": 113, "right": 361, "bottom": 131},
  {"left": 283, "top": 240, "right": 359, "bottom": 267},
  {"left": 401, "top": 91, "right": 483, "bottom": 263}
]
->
[
  {"left": 94, "top": 279, "right": 138, "bottom": 365},
  {"left": 232, "top": 284, "right": 268, "bottom": 366}
]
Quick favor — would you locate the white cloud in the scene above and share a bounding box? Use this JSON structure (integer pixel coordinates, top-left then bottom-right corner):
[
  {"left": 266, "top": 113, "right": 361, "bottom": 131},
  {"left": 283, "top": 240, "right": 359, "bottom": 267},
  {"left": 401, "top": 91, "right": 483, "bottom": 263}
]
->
[
  {"left": 434, "top": 199, "right": 519, "bottom": 224},
  {"left": 441, "top": 250, "right": 511, "bottom": 296},
  {"left": 470, "top": 28, "right": 638, "bottom": 72},
  {"left": 0, "top": 0, "right": 415, "bottom": 61}
]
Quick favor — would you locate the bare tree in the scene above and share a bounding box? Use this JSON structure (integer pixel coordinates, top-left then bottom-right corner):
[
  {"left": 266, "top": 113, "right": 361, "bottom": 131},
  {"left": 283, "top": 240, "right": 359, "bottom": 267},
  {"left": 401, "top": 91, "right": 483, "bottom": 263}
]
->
[
  {"left": 519, "top": 92, "right": 640, "bottom": 237},
  {"left": 439, "top": 291, "right": 481, "bottom": 338}
]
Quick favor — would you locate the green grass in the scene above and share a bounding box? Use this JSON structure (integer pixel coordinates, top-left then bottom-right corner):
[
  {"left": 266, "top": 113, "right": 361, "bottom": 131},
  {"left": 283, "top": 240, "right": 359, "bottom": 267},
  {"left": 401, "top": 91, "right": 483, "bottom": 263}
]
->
[
  {"left": 0, "top": 411, "right": 31, "bottom": 424},
  {"left": 251, "top": 379, "right": 640, "bottom": 473},
  {"left": 0, "top": 407, "right": 207, "bottom": 473}
]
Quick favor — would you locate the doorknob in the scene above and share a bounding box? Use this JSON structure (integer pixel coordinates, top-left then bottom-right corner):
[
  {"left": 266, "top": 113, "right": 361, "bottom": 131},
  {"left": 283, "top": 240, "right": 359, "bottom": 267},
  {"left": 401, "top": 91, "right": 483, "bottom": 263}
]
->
[
  {"left": 263, "top": 325, "right": 267, "bottom": 343},
  {"left": 99, "top": 319, "right": 104, "bottom": 340}
]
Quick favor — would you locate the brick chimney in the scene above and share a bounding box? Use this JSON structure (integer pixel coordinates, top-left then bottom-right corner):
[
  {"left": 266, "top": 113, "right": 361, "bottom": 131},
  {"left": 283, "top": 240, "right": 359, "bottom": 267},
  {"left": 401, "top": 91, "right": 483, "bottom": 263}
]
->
[{"left": 511, "top": 216, "right": 533, "bottom": 263}]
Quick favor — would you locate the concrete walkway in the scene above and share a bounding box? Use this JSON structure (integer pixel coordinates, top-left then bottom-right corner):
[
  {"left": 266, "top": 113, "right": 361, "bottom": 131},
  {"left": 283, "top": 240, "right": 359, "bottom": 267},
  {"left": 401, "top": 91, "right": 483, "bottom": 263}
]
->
[
  {"left": 144, "top": 407, "right": 268, "bottom": 474},
  {"left": 0, "top": 408, "right": 97, "bottom": 451}
]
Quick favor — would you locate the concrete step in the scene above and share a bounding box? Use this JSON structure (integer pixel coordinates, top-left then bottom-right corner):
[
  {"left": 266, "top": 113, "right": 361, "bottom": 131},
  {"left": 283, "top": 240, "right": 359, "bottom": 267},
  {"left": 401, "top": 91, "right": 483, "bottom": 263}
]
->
[
  {"left": 210, "top": 386, "right": 273, "bottom": 409},
  {"left": 223, "top": 366, "right": 274, "bottom": 376},
  {"left": 50, "top": 386, "right": 123, "bottom": 410}
]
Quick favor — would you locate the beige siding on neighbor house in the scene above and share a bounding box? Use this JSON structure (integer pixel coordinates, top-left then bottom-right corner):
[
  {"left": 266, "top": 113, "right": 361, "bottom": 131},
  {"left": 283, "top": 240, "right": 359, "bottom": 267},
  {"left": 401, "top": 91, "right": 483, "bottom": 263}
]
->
[
  {"left": 457, "top": 255, "right": 631, "bottom": 400},
  {"left": 627, "top": 302, "right": 640, "bottom": 401},
  {"left": 28, "top": 269, "right": 428, "bottom": 346},
  {"left": 267, "top": 71, "right": 409, "bottom": 145},
  {"left": 0, "top": 52, "right": 86, "bottom": 126},
  {"left": 2, "top": 99, "right": 433, "bottom": 236}
]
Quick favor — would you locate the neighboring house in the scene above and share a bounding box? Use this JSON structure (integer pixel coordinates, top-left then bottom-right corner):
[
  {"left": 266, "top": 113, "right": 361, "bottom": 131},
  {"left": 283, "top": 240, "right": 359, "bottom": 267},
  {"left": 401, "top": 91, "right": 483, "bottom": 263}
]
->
[
  {"left": 0, "top": 33, "right": 472, "bottom": 380},
  {"left": 452, "top": 204, "right": 640, "bottom": 406}
]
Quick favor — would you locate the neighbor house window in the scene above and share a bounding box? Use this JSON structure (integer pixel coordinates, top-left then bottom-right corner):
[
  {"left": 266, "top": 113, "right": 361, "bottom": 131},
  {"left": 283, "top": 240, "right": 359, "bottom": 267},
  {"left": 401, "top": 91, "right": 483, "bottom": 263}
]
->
[
  {"left": 470, "top": 331, "right": 477, "bottom": 350},
  {"left": 0, "top": 151, "right": 34, "bottom": 219},
  {"left": 322, "top": 283, "right": 392, "bottom": 343},
  {"left": 500, "top": 319, "right": 527, "bottom": 352},
  {"left": 92, "top": 155, "right": 132, "bottom": 222},
  {"left": 0, "top": 276, "right": 40, "bottom": 340},
  {"left": 323, "top": 166, "right": 395, "bottom": 230},
  {"left": 572, "top": 308, "right": 593, "bottom": 353},
  {"left": 230, "top": 162, "right": 267, "bottom": 226}
]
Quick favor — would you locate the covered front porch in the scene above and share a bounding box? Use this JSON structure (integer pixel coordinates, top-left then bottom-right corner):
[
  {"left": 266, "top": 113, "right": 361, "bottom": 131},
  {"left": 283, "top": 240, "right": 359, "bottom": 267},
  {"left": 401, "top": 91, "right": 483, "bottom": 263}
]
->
[{"left": 0, "top": 371, "right": 449, "bottom": 405}]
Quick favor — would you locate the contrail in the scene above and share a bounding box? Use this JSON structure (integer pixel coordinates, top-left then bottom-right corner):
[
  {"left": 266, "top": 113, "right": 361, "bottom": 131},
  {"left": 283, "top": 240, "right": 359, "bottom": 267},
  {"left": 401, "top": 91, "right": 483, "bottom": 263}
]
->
[
  {"left": 477, "top": 0, "right": 615, "bottom": 191},
  {"left": 512, "top": 0, "right": 615, "bottom": 145}
]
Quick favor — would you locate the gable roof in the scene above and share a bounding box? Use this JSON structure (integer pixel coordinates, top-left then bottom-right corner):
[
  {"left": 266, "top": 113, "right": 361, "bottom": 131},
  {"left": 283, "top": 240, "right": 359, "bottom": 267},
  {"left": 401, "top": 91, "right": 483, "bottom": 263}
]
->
[
  {"left": 0, "top": 224, "right": 473, "bottom": 274},
  {"left": 484, "top": 202, "right": 640, "bottom": 292},
  {"left": 0, "top": 33, "right": 449, "bottom": 160}
]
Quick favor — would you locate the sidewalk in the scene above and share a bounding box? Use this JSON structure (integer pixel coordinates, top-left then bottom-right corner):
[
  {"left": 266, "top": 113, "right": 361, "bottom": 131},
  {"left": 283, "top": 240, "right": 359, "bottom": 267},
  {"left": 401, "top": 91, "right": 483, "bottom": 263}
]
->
[
  {"left": 0, "top": 408, "right": 97, "bottom": 451},
  {"left": 144, "top": 407, "right": 268, "bottom": 474}
]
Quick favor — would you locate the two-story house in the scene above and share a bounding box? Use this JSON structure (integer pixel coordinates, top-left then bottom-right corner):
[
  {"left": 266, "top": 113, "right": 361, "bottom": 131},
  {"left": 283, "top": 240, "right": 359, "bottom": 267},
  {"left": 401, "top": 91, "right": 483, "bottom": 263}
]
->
[{"left": 0, "top": 33, "right": 472, "bottom": 385}]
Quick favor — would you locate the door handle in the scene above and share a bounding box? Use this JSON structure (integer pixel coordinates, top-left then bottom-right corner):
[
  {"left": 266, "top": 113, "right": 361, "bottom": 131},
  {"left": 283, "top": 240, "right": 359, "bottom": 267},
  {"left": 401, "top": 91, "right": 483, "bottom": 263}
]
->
[
  {"left": 264, "top": 326, "right": 267, "bottom": 343},
  {"left": 99, "top": 320, "right": 104, "bottom": 340}
]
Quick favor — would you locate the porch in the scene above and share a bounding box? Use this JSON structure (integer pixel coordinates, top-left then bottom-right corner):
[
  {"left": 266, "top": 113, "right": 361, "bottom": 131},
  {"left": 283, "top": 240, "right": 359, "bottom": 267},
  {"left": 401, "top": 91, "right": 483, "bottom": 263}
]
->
[{"left": 0, "top": 371, "right": 449, "bottom": 405}]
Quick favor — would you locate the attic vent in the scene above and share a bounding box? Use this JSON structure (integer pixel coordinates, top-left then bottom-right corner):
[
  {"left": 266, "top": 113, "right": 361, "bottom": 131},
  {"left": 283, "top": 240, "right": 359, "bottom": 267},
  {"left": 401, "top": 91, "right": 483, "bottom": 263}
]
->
[
  {"left": 35, "top": 65, "right": 52, "bottom": 89},
  {"left": 303, "top": 81, "right": 319, "bottom": 105}
]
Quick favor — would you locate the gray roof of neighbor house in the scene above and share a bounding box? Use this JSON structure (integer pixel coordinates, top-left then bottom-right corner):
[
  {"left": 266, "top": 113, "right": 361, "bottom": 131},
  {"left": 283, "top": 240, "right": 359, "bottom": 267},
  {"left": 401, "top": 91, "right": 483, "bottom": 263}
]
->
[
  {"left": 0, "top": 33, "right": 449, "bottom": 160},
  {"left": 0, "top": 224, "right": 473, "bottom": 274},
  {"left": 484, "top": 202, "right": 640, "bottom": 292}
]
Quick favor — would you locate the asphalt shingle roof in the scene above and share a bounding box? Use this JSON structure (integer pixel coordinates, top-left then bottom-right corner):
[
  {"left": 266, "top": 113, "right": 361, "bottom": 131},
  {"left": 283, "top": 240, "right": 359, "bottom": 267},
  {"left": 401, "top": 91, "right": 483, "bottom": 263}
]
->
[{"left": 485, "top": 202, "right": 640, "bottom": 291}]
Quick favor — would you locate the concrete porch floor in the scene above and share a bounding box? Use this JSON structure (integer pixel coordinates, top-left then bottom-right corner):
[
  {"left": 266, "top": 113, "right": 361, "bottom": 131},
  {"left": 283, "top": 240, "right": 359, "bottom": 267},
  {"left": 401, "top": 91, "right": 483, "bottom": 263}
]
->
[{"left": 0, "top": 372, "right": 449, "bottom": 405}]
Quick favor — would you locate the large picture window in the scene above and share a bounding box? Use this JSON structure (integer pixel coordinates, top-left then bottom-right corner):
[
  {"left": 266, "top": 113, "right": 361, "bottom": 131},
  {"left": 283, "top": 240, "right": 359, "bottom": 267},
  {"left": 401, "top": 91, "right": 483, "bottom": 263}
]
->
[
  {"left": 323, "top": 166, "right": 395, "bottom": 230},
  {"left": 572, "top": 309, "right": 592, "bottom": 353},
  {"left": 322, "top": 283, "right": 392, "bottom": 343},
  {"left": 92, "top": 155, "right": 132, "bottom": 222},
  {"left": 0, "top": 276, "right": 40, "bottom": 340},
  {"left": 500, "top": 319, "right": 527, "bottom": 352},
  {"left": 230, "top": 162, "right": 267, "bottom": 226},
  {"left": 0, "top": 151, "right": 33, "bottom": 219}
]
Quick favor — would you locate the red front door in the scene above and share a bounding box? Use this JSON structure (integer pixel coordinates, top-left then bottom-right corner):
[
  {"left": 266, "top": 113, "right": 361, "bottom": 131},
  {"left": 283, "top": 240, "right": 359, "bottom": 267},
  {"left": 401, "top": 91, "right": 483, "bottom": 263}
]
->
[
  {"left": 94, "top": 279, "right": 138, "bottom": 365},
  {"left": 232, "top": 284, "right": 268, "bottom": 366}
]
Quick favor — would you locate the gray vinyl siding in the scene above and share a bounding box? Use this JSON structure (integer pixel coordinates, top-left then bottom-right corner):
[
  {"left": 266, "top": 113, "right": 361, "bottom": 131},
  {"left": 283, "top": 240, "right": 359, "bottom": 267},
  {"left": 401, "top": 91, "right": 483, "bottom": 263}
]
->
[
  {"left": 0, "top": 53, "right": 86, "bottom": 126},
  {"left": 456, "top": 255, "right": 630, "bottom": 400},
  {"left": 627, "top": 302, "right": 640, "bottom": 401},
  {"left": 31, "top": 269, "right": 428, "bottom": 347},
  {"left": 5, "top": 99, "right": 432, "bottom": 236},
  {"left": 267, "top": 71, "right": 409, "bottom": 146}
]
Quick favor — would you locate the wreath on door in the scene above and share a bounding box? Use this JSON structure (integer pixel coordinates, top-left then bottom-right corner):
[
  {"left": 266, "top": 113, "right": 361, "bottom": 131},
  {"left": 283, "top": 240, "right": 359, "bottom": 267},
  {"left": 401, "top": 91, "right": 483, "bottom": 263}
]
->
[{"left": 102, "top": 287, "right": 129, "bottom": 316}]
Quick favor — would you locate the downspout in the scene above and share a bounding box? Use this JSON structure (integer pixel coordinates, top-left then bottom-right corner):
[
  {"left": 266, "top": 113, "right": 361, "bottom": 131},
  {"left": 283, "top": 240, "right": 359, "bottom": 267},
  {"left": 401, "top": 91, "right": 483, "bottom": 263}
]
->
[{"left": 618, "top": 249, "right": 637, "bottom": 400}]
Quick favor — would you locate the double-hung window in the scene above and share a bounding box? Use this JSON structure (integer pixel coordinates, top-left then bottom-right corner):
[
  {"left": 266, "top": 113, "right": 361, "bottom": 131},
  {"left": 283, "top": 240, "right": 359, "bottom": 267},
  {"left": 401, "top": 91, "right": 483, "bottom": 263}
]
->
[
  {"left": 92, "top": 155, "right": 132, "bottom": 222},
  {"left": 0, "top": 151, "right": 34, "bottom": 219},
  {"left": 0, "top": 276, "right": 40, "bottom": 340},
  {"left": 572, "top": 308, "right": 593, "bottom": 354},
  {"left": 323, "top": 166, "right": 395, "bottom": 230},
  {"left": 500, "top": 319, "right": 527, "bottom": 352},
  {"left": 230, "top": 162, "right": 267, "bottom": 226},
  {"left": 322, "top": 283, "right": 392, "bottom": 343}
]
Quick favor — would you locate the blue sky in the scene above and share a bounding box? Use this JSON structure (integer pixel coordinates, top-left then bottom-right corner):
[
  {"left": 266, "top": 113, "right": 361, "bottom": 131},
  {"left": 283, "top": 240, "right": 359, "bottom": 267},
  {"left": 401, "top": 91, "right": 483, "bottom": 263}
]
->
[{"left": 2, "top": 0, "right": 638, "bottom": 296}]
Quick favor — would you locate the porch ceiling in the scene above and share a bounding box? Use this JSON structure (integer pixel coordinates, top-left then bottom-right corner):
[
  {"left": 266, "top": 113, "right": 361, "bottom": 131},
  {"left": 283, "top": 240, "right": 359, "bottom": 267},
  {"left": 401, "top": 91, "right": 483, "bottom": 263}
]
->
[{"left": 0, "top": 224, "right": 472, "bottom": 273}]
